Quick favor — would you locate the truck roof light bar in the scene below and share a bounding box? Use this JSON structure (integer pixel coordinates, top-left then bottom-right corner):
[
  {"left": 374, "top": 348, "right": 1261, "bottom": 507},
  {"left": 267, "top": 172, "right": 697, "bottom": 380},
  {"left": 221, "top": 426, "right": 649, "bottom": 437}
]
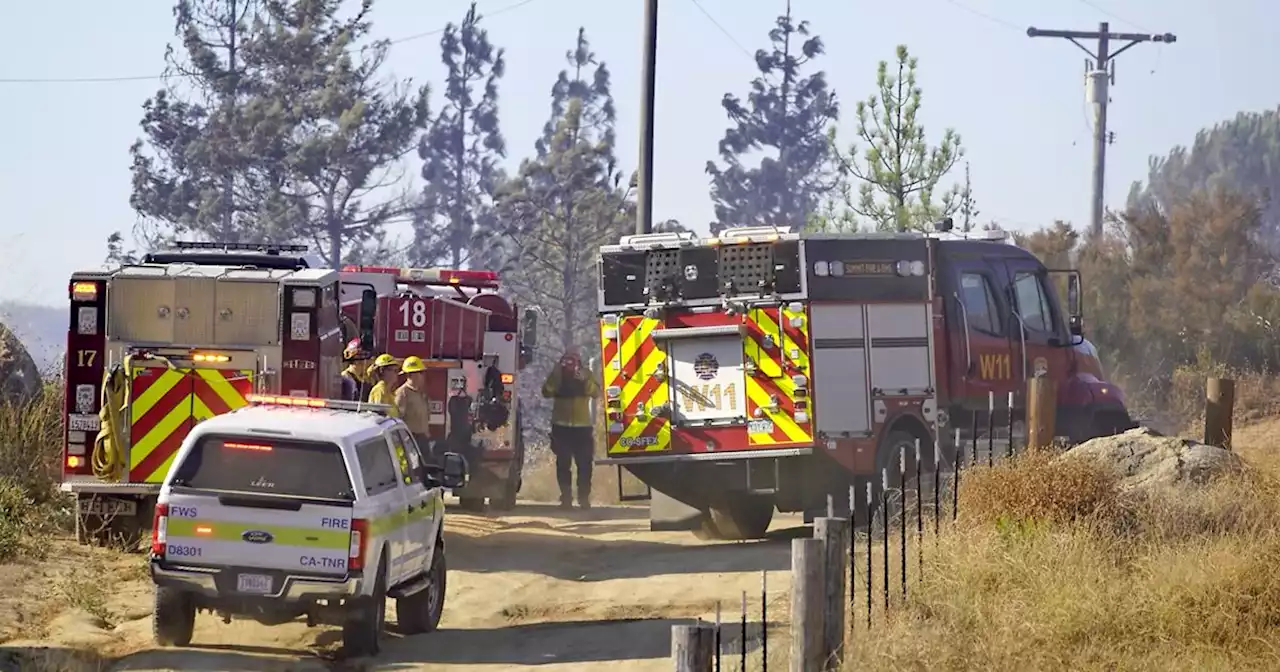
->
[
  {"left": 169, "top": 241, "right": 311, "bottom": 254},
  {"left": 244, "top": 394, "right": 393, "bottom": 415},
  {"left": 340, "top": 265, "right": 500, "bottom": 288},
  {"left": 617, "top": 231, "right": 698, "bottom": 248}
]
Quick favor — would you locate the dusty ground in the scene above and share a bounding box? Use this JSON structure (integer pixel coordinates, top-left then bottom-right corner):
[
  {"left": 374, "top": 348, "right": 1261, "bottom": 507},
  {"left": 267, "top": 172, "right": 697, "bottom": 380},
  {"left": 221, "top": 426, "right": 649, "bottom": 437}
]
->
[{"left": 0, "top": 502, "right": 800, "bottom": 672}]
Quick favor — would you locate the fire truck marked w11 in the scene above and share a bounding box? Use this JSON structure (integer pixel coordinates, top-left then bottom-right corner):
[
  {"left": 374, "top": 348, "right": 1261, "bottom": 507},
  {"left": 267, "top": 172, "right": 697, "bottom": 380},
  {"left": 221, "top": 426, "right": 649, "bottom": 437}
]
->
[
  {"left": 61, "top": 242, "right": 534, "bottom": 546},
  {"left": 595, "top": 221, "right": 1136, "bottom": 541}
]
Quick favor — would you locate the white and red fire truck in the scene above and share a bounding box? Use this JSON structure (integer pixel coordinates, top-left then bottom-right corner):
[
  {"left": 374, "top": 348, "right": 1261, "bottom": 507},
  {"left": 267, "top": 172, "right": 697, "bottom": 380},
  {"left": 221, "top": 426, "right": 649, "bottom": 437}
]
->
[
  {"left": 338, "top": 265, "right": 534, "bottom": 511},
  {"left": 595, "top": 222, "right": 1135, "bottom": 540},
  {"left": 62, "top": 242, "right": 359, "bottom": 544}
]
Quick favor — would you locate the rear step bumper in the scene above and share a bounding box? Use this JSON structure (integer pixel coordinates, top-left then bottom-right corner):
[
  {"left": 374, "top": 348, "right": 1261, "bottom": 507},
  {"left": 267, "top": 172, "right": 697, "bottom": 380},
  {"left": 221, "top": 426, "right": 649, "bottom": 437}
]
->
[
  {"left": 151, "top": 562, "right": 361, "bottom": 601},
  {"left": 596, "top": 446, "right": 813, "bottom": 466}
]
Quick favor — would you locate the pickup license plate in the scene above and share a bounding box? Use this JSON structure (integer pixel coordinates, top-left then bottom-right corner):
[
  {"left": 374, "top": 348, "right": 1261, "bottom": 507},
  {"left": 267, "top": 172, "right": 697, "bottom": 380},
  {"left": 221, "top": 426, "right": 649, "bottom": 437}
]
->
[
  {"left": 237, "top": 573, "right": 274, "bottom": 594},
  {"left": 747, "top": 419, "right": 775, "bottom": 435},
  {"left": 78, "top": 497, "right": 137, "bottom": 517}
]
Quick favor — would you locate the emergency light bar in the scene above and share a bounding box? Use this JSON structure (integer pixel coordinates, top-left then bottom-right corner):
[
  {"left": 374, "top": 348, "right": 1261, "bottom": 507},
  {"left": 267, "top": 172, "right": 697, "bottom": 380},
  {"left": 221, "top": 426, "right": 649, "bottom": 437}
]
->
[
  {"left": 170, "top": 241, "right": 310, "bottom": 253},
  {"left": 341, "top": 265, "right": 500, "bottom": 289},
  {"left": 244, "top": 394, "right": 393, "bottom": 415}
]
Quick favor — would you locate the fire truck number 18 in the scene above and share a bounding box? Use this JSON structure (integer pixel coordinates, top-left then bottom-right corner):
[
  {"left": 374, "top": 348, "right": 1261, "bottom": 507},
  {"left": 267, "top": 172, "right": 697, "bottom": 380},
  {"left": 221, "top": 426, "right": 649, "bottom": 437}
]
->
[
  {"left": 680, "top": 383, "right": 737, "bottom": 412},
  {"left": 399, "top": 300, "right": 428, "bottom": 328}
]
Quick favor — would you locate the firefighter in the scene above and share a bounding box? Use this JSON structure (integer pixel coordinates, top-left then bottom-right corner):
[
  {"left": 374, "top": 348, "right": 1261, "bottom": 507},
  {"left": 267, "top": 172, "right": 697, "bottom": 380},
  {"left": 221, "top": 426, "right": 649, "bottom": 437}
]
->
[
  {"left": 366, "top": 354, "right": 401, "bottom": 417},
  {"left": 541, "top": 347, "right": 600, "bottom": 510},
  {"left": 341, "top": 339, "right": 373, "bottom": 402},
  {"left": 395, "top": 355, "right": 435, "bottom": 463}
]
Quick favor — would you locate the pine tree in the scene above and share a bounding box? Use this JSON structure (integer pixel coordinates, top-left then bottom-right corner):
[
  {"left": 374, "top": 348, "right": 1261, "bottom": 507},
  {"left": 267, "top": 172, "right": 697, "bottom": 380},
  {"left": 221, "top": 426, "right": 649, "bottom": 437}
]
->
[
  {"left": 958, "top": 162, "right": 979, "bottom": 231},
  {"left": 412, "top": 1, "right": 508, "bottom": 269},
  {"left": 497, "top": 29, "right": 630, "bottom": 354},
  {"left": 833, "top": 45, "right": 964, "bottom": 232},
  {"left": 705, "top": 0, "right": 838, "bottom": 234},
  {"left": 125, "top": 0, "right": 263, "bottom": 251},
  {"left": 246, "top": 0, "right": 430, "bottom": 266}
]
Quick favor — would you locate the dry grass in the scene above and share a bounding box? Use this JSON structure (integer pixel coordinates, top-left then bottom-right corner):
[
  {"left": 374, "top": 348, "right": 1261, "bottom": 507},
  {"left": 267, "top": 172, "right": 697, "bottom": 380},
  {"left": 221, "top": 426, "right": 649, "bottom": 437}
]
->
[
  {"left": 519, "top": 438, "right": 623, "bottom": 506},
  {"left": 842, "top": 427, "right": 1280, "bottom": 671}
]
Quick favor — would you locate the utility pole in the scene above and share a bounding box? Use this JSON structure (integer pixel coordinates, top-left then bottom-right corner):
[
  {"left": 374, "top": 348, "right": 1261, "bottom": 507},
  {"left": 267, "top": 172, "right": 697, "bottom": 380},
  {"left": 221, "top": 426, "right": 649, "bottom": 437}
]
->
[
  {"left": 1027, "top": 22, "right": 1176, "bottom": 238},
  {"left": 636, "top": 0, "right": 659, "bottom": 235}
]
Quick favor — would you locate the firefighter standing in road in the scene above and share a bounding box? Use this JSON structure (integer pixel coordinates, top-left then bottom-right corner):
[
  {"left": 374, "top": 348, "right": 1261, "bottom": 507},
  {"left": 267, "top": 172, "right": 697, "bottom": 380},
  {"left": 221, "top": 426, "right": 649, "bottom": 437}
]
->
[
  {"left": 395, "top": 356, "right": 435, "bottom": 462},
  {"left": 541, "top": 347, "right": 599, "bottom": 510},
  {"left": 366, "top": 354, "right": 401, "bottom": 417},
  {"left": 341, "top": 339, "right": 373, "bottom": 402}
]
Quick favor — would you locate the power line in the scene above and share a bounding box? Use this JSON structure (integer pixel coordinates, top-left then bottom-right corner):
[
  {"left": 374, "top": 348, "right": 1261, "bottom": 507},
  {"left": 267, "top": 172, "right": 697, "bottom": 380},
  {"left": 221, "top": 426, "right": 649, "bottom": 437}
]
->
[
  {"left": 1071, "top": 0, "right": 1147, "bottom": 31},
  {"left": 0, "top": 0, "right": 540, "bottom": 85},
  {"left": 940, "top": 0, "right": 1023, "bottom": 31},
  {"left": 688, "top": 0, "right": 755, "bottom": 61}
]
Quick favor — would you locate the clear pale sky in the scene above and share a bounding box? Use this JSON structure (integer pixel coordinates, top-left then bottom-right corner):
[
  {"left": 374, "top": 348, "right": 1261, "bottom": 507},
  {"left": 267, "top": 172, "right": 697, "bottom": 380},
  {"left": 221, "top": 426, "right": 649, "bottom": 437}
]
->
[{"left": 0, "top": 0, "right": 1267, "bottom": 307}]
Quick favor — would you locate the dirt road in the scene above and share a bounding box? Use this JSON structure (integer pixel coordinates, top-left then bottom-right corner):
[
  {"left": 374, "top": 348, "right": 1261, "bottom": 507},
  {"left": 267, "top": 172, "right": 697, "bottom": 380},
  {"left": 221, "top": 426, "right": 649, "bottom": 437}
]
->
[{"left": 1, "top": 502, "right": 800, "bottom": 671}]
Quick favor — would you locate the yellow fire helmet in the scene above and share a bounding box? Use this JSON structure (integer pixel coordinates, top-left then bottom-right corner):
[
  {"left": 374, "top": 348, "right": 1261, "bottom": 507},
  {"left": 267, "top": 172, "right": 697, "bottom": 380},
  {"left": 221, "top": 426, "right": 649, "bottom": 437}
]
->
[
  {"left": 401, "top": 355, "right": 427, "bottom": 374},
  {"left": 370, "top": 353, "right": 399, "bottom": 370}
]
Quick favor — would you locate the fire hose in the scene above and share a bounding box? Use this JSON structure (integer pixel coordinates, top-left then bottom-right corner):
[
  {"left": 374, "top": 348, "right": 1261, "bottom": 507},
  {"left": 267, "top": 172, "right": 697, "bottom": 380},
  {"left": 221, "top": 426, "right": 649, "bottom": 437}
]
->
[{"left": 91, "top": 354, "right": 176, "bottom": 480}]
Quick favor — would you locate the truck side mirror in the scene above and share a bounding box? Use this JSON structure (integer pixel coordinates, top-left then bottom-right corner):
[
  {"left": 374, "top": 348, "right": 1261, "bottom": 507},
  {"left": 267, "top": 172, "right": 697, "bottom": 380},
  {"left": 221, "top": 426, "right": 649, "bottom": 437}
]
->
[
  {"left": 519, "top": 308, "right": 538, "bottom": 369},
  {"left": 1066, "top": 273, "right": 1081, "bottom": 317},
  {"left": 358, "top": 289, "right": 377, "bottom": 353}
]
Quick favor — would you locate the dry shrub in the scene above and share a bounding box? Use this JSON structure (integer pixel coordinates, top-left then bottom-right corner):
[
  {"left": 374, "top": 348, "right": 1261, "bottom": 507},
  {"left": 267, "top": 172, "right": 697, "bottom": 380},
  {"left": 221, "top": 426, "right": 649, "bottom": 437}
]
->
[
  {"left": 0, "top": 381, "right": 70, "bottom": 557},
  {"left": 958, "top": 448, "right": 1120, "bottom": 527},
  {"left": 845, "top": 447, "right": 1280, "bottom": 671}
]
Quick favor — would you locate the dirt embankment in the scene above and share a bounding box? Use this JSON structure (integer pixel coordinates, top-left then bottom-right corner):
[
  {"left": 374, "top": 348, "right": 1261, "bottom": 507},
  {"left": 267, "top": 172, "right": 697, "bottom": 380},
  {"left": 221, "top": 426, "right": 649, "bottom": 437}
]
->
[{"left": 0, "top": 503, "right": 800, "bottom": 671}]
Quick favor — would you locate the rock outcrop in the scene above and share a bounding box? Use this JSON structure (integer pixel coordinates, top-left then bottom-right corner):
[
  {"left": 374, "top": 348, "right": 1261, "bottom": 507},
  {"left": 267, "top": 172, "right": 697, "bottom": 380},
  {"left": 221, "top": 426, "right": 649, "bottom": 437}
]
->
[
  {"left": 0, "top": 323, "right": 42, "bottom": 404},
  {"left": 1060, "top": 426, "right": 1244, "bottom": 492}
]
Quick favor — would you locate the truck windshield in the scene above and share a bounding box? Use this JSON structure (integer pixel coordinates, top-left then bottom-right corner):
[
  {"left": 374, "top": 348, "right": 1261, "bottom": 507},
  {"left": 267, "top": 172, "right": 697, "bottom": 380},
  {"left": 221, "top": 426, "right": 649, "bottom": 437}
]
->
[{"left": 171, "top": 436, "right": 355, "bottom": 501}]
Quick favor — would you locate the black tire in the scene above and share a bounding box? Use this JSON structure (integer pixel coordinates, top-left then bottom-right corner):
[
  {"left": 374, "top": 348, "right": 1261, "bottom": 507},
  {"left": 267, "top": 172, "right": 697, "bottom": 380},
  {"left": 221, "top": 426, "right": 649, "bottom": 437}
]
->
[
  {"left": 457, "top": 496, "right": 486, "bottom": 512},
  {"left": 706, "top": 495, "right": 775, "bottom": 541},
  {"left": 490, "top": 483, "right": 518, "bottom": 512},
  {"left": 872, "top": 430, "right": 932, "bottom": 531},
  {"left": 397, "top": 539, "right": 446, "bottom": 634},
  {"left": 153, "top": 586, "right": 196, "bottom": 647},
  {"left": 343, "top": 558, "right": 387, "bottom": 657}
]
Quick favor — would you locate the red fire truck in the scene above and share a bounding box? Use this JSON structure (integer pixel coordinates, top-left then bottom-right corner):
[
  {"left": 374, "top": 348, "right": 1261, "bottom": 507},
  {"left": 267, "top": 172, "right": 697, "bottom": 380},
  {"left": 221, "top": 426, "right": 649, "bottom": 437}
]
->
[
  {"left": 62, "top": 242, "right": 366, "bottom": 544},
  {"left": 338, "top": 265, "right": 534, "bottom": 511},
  {"left": 595, "top": 222, "right": 1135, "bottom": 540}
]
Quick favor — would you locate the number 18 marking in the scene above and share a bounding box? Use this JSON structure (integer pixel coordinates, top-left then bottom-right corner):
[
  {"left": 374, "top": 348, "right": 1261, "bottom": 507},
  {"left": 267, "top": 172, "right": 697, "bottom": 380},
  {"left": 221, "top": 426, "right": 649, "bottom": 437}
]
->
[{"left": 398, "top": 300, "right": 427, "bottom": 328}]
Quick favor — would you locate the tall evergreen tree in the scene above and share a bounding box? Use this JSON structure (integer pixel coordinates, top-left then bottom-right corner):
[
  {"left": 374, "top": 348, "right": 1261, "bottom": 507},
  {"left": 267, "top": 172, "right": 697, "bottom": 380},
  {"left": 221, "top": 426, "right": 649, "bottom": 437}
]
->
[
  {"left": 705, "top": 0, "right": 838, "bottom": 234},
  {"left": 498, "top": 28, "right": 630, "bottom": 354},
  {"left": 412, "top": 1, "right": 508, "bottom": 268},
  {"left": 833, "top": 45, "right": 963, "bottom": 232},
  {"left": 125, "top": 0, "right": 263, "bottom": 250}
]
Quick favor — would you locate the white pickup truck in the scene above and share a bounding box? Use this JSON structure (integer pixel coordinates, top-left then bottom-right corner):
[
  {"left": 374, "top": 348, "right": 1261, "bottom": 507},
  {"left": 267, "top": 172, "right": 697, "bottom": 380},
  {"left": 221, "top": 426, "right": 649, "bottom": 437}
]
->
[{"left": 148, "top": 394, "right": 467, "bottom": 657}]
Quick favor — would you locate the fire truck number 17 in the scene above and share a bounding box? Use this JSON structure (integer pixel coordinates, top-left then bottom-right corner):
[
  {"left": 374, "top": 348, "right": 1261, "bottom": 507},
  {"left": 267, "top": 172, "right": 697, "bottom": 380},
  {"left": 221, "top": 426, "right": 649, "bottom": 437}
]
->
[
  {"left": 680, "top": 383, "right": 737, "bottom": 412},
  {"left": 399, "top": 300, "right": 428, "bottom": 328}
]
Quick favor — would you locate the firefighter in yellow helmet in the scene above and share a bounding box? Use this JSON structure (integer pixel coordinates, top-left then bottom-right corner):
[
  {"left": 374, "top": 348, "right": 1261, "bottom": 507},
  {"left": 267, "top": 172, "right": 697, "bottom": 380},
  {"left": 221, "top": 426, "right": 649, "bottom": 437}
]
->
[
  {"left": 366, "top": 354, "right": 401, "bottom": 417},
  {"left": 395, "top": 356, "right": 435, "bottom": 462},
  {"left": 341, "top": 339, "right": 373, "bottom": 402},
  {"left": 541, "top": 346, "right": 600, "bottom": 510}
]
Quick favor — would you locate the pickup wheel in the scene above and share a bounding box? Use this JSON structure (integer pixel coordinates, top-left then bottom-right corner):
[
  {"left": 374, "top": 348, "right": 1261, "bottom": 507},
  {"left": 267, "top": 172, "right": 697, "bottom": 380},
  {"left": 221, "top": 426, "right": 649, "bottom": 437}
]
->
[
  {"left": 153, "top": 586, "right": 196, "bottom": 647},
  {"left": 397, "top": 538, "right": 446, "bottom": 634},
  {"left": 457, "top": 496, "right": 486, "bottom": 511},
  {"left": 343, "top": 558, "right": 387, "bottom": 657}
]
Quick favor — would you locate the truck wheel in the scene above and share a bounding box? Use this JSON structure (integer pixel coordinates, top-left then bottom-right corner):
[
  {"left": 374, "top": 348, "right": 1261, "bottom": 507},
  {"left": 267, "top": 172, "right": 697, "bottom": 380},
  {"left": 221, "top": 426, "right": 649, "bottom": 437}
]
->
[
  {"left": 490, "top": 481, "right": 518, "bottom": 511},
  {"left": 457, "top": 496, "right": 486, "bottom": 512},
  {"left": 343, "top": 559, "right": 387, "bottom": 657},
  {"left": 397, "top": 538, "right": 446, "bottom": 634},
  {"left": 153, "top": 586, "right": 196, "bottom": 647},
  {"left": 872, "top": 430, "right": 929, "bottom": 531},
  {"left": 707, "top": 496, "right": 774, "bottom": 541}
]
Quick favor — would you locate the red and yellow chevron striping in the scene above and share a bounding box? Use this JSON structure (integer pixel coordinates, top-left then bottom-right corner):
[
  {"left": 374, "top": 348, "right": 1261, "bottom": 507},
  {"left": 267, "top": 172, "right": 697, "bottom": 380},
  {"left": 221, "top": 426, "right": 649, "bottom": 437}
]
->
[
  {"left": 601, "top": 315, "right": 671, "bottom": 454},
  {"left": 743, "top": 305, "right": 813, "bottom": 447},
  {"left": 129, "top": 367, "right": 254, "bottom": 483}
]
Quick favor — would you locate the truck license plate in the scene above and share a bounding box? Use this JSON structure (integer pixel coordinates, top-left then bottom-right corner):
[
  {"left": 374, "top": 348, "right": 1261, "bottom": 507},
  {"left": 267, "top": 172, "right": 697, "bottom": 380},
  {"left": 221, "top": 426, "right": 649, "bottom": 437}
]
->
[
  {"left": 237, "top": 573, "right": 274, "bottom": 594},
  {"left": 78, "top": 497, "right": 137, "bottom": 517},
  {"left": 747, "top": 419, "right": 775, "bottom": 435},
  {"left": 68, "top": 414, "right": 100, "bottom": 432}
]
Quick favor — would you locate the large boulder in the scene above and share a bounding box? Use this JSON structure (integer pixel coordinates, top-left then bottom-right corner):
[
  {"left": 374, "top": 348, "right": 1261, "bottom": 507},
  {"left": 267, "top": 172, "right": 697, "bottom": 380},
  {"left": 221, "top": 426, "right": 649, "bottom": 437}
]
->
[
  {"left": 0, "top": 323, "right": 42, "bottom": 405},
  {"left": 1059, "top": 426, "right": 1244, "bottom": 492}
]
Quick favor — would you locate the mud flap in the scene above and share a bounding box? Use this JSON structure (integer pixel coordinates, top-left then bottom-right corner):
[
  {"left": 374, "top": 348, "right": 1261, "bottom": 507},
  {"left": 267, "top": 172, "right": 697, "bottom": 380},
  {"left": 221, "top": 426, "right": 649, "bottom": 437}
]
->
[{"left": 649, "top": 488, "right": 706, "bottom": 532}]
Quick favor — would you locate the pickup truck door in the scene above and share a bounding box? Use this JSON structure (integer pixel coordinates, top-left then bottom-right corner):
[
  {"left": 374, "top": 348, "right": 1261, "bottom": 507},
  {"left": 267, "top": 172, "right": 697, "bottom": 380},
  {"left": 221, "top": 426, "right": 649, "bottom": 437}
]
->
[
  {"left": 391, "top": 427, "right": 433, "bottom": 579},
  {"left": 354, "top": 436, "right": 411, "bottom": 586}
]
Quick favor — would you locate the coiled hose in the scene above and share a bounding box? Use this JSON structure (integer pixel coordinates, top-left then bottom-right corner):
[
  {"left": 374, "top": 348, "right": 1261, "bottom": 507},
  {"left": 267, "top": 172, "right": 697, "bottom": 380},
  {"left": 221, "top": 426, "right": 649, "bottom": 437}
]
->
[{"left": 91, "top": 354, "right": 176, "bottom": 480}]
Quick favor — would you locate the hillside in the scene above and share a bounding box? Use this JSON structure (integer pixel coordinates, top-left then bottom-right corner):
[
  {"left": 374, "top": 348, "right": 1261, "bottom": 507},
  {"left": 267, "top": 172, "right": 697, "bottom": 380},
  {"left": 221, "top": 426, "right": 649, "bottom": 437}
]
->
[{"left": 0, "top": 302, "right": 62, "bottom": 374}]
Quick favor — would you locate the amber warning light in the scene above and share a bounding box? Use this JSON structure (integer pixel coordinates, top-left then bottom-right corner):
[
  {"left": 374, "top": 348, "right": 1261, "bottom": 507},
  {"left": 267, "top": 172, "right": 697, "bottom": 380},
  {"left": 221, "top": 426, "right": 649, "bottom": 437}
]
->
[
  {"left": 193, "top": 353, "right": 231, "bottom": 363},
  {"left": 71, "top": 281, "right": 97, "bottom": 301},
  {"left": 500, "top": 373, "right": 515, "bottom": 384}
]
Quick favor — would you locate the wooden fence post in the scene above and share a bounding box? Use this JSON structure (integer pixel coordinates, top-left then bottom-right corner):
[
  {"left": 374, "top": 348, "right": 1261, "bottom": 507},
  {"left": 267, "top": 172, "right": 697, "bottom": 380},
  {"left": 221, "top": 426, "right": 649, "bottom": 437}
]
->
[
  {"left": 814, "top": 517, "right": 849, "bottom": 669},
  {"left": 790, "top": 538, "right": 825, "bottom": 672},
  {"left": 1204, "top": 377, "right": 1235, "bottom": 450},
  {"left": 671, "top": 621, "right": 714, "bottom": 672},
  {"left": 1026, "top": 376, "right": 1057, "bottom": 450}
]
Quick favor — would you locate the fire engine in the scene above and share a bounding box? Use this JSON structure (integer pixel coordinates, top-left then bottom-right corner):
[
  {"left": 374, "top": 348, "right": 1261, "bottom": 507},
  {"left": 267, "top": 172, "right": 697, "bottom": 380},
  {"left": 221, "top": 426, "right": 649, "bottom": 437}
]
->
[
  {"left": 62, "top": 242, "right": 361, "bottom": 544},
  {"left": 595, "top": 221, "right": 1135, "bottom": 540},
  {"left": 338, "top": 265, "right": 535, "bottom": 511}
]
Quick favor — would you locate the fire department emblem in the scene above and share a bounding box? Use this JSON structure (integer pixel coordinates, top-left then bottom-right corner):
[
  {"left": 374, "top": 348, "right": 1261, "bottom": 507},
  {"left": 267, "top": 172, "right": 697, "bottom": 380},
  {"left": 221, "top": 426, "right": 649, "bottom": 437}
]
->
[
  {"left": 693, "top": 353, "right": 718, "bottom": 381},
  {"left": 1033, "top": 357, "right": 1049, "bottom": 378}
]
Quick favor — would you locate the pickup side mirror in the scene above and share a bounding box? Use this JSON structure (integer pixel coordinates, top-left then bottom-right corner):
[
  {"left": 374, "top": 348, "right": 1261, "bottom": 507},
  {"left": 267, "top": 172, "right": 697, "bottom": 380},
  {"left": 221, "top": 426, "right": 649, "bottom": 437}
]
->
[
  {"left": 519, "top": 307, "right": 538, "bottom": 370},
  {"left": 358, "top": 289, "right": 377, "bottom": 353},
  {"left": 439, "top": 452, "right": 468, "bottom": 489}
]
